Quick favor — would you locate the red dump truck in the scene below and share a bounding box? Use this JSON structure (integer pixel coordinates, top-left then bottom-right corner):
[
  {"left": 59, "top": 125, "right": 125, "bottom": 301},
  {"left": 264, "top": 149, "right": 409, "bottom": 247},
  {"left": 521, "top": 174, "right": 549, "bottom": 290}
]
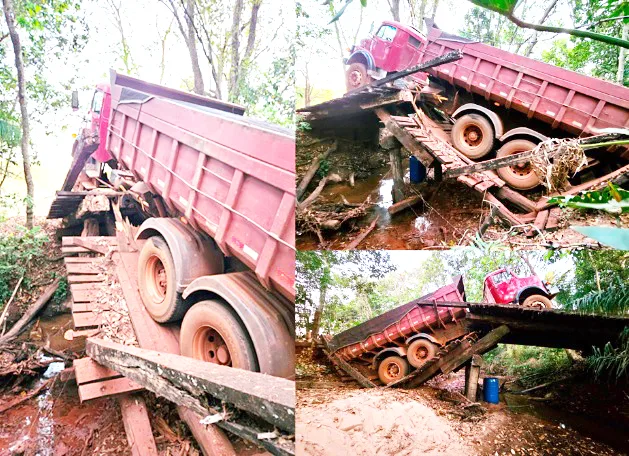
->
[
  {"left": 346, "top": 20, "right": 629, "bottom": 190},
  {"left": 329, "top": 271, "right": 554, "bottom": 384},
  {"left": 55, "top": 72, "right": 295, "bottom": 379}
]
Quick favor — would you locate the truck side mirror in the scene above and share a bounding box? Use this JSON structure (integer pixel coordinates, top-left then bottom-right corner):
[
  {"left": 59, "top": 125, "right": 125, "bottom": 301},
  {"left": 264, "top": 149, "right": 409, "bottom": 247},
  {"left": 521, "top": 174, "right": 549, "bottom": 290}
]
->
[
  {"left": 71, "top": 90, "right": 79, "bottom": 111},
  {"left": 369, "top": 21, "right": 374, "bottom": 35}
]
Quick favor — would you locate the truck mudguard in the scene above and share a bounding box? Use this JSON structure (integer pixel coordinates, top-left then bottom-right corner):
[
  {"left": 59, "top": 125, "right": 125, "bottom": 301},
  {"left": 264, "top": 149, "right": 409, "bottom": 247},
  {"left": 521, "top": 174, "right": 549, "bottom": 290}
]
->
[
  {"left": 406, "top": 332, "right": 441, "bottom": 347},
  {"left": 136, "top": 218, "right": 224, "bottom": 294},
  {"left": 372, "top": 347, "right": 407, "bottom": 369},
  {"left": 183, "top": 272, "right": 294, "bottom": 378},
  {"left": 346, "top": 50, "right": 376, "bottom": 71},
  {"left": 515, "top": 286, "right": 549, "bottom": 305},
  {"left": 499, "top": 127, "right": 549, "bottom": 144},
  {"left": 452, "top": 103, "right": 504, "bottom": 138}
]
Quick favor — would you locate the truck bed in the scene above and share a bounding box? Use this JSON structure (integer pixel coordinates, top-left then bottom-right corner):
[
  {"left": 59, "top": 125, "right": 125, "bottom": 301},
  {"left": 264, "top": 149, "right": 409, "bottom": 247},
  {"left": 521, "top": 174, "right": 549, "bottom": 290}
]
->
[
  {"left": 107, "top": 72, "right": 295, "bottom": 301},
  {"left": 330, "top": 276, "right": 466, "bottom": 360},
  {"left": 421, "top": 25, "right": 629, "bottom": 137}
]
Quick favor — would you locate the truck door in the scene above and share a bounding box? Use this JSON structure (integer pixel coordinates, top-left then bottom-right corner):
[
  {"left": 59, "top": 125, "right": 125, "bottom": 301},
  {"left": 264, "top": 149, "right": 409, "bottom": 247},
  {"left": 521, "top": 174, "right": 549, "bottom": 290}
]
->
[
  {"left": 89, "top": 89, "right": 104, "bottom": 135},
  {"left": 371, "top": 24, "right": 398, "bottom": 72}
]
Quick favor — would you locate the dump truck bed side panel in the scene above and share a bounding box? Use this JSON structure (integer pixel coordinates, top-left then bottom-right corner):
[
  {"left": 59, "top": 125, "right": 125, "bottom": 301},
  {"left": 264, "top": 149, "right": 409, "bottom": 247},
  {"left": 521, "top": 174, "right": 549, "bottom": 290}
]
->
[
  {"left": 107, "top": 81, "right": 295, "bottom": 301},
  {"left": 422, "top": 28, "right": 629, "bottom": 136},
  {"left": 331, "top": 276, "right": 466, "bottom": 361}
]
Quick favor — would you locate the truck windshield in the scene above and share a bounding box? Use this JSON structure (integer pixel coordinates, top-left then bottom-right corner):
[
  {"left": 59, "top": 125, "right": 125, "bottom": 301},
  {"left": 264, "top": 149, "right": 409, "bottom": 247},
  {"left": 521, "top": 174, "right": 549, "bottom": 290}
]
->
[{"left": 376, "top": 25, "right": 397, "bottom": 42}]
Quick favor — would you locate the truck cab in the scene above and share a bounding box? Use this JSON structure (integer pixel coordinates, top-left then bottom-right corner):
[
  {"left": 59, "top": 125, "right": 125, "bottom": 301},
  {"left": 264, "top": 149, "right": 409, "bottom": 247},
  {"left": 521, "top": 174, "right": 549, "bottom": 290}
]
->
[
  {"left": 71, "top": 84, "right": 114, "bottom": 166},
  {"left": 345, "top": 20, "right": 428, "bottom": 91},
  {"left": 483, "top": 268, "right": 555, "bottom": 309}
]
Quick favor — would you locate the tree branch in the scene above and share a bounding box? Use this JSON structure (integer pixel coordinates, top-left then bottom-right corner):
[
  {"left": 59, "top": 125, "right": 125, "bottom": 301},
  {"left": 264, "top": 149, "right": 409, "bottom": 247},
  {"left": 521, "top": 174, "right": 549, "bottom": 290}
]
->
[{"left": 468, "top": 0, "right": 629, "bottom": 49}]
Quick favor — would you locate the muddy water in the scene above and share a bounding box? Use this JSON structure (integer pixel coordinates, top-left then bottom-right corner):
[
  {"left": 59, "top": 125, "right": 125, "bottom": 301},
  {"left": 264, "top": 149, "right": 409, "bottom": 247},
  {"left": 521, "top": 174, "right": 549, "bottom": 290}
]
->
[
  {"left": 504, "top": 393, "right": 629, "bottom": 453},
  {"left": 297, "top": 166, "right": 485, "bottom": 250}
]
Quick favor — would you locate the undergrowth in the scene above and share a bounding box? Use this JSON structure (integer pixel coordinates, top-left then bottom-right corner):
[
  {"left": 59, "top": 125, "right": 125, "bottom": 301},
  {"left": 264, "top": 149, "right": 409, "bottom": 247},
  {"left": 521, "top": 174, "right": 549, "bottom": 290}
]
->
[
  {"left": 588, "top": 327, "right": 629, "bottom": 381},
  {"left": 0, "top": 226, "right": 49, "bottom": 306},
  {"left": 484, "top": 345, "right": 573, "bottom": 387},
  {"left": 566, "top": 282, "right": 629, "bottom": 315}
]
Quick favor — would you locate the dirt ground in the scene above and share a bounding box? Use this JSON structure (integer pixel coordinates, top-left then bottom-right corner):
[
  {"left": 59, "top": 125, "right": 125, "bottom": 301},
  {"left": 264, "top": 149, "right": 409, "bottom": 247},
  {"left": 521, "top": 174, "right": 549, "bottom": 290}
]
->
[{"left": 296, "top": 344, "right": 627, "bottom": 456}]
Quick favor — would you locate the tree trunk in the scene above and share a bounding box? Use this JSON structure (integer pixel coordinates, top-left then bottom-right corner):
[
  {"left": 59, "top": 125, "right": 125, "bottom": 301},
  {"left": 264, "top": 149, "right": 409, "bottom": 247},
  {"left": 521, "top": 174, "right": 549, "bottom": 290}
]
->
[
  {"left": 185, "top": 0, "right": 204, "bottom": 95},
  {"left": 311, "top": 281, "right": 326, "bottom": 339},
  {"left": 430, "top": 0, "right": 440, "bottom": 20},
  {"left": 618, "top": 22, "right": 628, "bottom": 85},
  {"left": 418, "top": 0, "right": 429, "bottom": 31},
  {"left": 3, "top": 0, "right": 34, "bottom": 228},
  {"left": 389, "top": 0, "right": 400, "bottom": 21},
  {"left": 228, "top": 0, "right": 244, "bottom": 102}
]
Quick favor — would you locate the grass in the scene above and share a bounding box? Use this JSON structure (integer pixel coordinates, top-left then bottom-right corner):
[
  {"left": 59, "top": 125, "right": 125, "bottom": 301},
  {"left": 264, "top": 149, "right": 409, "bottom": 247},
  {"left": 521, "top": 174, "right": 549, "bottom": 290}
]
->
[{"left": 588, "top": 327, "right": 629, "bottom": 381}]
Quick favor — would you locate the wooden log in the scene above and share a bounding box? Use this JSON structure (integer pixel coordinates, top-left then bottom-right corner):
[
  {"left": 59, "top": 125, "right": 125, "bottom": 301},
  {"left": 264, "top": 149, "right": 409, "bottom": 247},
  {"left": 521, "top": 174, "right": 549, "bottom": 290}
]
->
[
  {"left": 297, "top": 176, "right": 328, "bottom": 210},
  {"left": 389, "top": 147, "right": 405, "bottom": 203},
  {"left": 388, "top": 195, "right": 423, "bottom": 215},
  {"left": 85, "top": 338, "right": 295, "bottom": 433},
  {"left": 71, "top": 237, "right": 110, "bottom": 255},
  {"left": 346, "top": 216, "right": 379, "bottom": 249},
  {"left": 296, "top": 141, "right": 337, "bottom": 200},
  {"left": 440, "top": 326, "right": 510, "bottom": 375},
  {"left": 0, "top": 278, "right": 60, "bottom": 347},
  {"left": 445, "top": 149, "right": 538, "bottom": 178},
  {"left": 464, "top": 356, "right": 481, "bottom": 401},
  {"left": 326, "top": 352, "right": 376, "bottom": 388},
  {"left": 177, "top": 407, "right": 236, "bottom": 456}
]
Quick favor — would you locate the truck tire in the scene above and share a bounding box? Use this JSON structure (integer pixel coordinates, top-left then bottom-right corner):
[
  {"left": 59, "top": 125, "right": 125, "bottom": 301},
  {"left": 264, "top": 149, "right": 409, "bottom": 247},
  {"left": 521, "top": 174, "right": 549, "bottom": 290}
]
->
[
  {"left": 407, "top": 339, "right": 437, "bottom": 368},
  {"left": 521, "top": 294, "right": 552, "bottom": 310},
  {"left": 377, "top": 355, "right": 409, "bottom": 385},
  {"left": 138, "top": 236, "right": 188, "bottom": 323},
  {"left": 451, "top": 114, "right": 494, "bottom": 159},
  {"left": 496, "top": 139, "right": 540, "bottom": 190},
  {"left": 346, "top": 62, "right": 372, "bottom": 91},
  {"left": 180, "top": 299, "right": 258, "bottom": 371}
]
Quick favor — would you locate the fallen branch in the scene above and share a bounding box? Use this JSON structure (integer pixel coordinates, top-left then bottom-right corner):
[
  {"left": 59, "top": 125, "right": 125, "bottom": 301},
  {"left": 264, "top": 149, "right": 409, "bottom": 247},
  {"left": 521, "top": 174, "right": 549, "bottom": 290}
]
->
[
  {"left": 0, "top": 278, "right": 60, "bottom": 347},
  {"left": 346, "top": 216, "right": 379, "bottom": 249},
  {"left": 513, "top": 375, "right": 575, "bottom": 395},
  {"left": 0, "top": 377, "right": 55, "bottom": 414},
  {"left": 296, "top": 141, "right": 337, "bottom": 200},
  {"left": 298, "top": 176, "right": 328, "bottom": 210},
  {"left": 0, "top": 274, "right": 24, "bottom": 335},
  {"left": 388, "top": 195, "right": 423, "bottom": 215}
]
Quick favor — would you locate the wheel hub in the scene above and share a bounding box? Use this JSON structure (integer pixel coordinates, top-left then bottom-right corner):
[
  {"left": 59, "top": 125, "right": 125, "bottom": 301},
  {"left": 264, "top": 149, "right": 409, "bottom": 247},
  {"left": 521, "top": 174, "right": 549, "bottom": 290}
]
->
[
  {"left": 387, "top": 363, "right": 400, "bottom": 377},
  {"left": 145, "top": 255, "right": 167, "bottom": 303},
  {"left": 349, "top": 70, "right": 362, "bottom": 87},
  {"left": 463, "top": 125, "right": 482, "bottom": 147},
  {"left": 416, "top": 347, "right": 428, "bottom": 359},
  {"left": 194, "top": 327, "right": 232, "bottom": 366}
]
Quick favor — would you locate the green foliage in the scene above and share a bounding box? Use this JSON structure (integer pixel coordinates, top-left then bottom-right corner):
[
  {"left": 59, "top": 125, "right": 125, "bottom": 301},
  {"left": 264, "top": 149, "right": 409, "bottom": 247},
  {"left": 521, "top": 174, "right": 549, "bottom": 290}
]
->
[
  {"left": 316, "top": 159, "right": 330, "bottom": 178},
  {"left": 566, "top": 281, "right": 629, "bottom": 315},
  {"left": 469, "top": 0, "right": 518, "bottom": 14},
  {"left": 484, "top": 345, "right": 572, "bottom": 387},
  {"left": 0, "top": 225, "right": 48, "bottom": 305},
  {"left": 540, "top": 0, "right": 628, "bottom": 86},
  {"left": 588, "top": 327, "right": 629, "bottom": 380},
  {"left": 52, "top": 276, "right": 68, "bottom": 305},
  {"left": 548, "top": 184, "right": 629, "bottom": 214}
]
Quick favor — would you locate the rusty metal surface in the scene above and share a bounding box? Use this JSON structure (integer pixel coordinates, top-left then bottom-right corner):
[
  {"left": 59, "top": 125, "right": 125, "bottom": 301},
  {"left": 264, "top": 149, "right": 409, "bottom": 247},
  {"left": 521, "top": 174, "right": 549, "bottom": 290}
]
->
[
  {"left": 183, "top": 271, "right": 295, "bottom": 379},
  {"left": 107, "top": 74, "right": 295, "bottom": 301}
]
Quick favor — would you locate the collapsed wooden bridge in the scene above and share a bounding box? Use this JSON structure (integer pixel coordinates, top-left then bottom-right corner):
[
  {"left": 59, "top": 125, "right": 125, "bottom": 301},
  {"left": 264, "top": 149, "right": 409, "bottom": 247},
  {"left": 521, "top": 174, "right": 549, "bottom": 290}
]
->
[
  {"left": 61, "top": 235, "right": 295, "bottom": 456},
  {"left": 322, "top": 302, "right": 629, "bottom": 392},
  {"left": 298, "top": 87, "right": 629, "bottom": 235}
]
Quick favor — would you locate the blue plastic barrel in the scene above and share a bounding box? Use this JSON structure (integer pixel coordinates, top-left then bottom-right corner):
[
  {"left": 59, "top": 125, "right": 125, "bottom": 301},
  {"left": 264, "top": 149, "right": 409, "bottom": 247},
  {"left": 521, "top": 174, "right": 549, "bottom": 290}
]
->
[
  {"left": 409, "top": 155, "right": 426, "bottom": 183},
  {"left": 483, "top": 377, "right": 500, "bottom": 404}
]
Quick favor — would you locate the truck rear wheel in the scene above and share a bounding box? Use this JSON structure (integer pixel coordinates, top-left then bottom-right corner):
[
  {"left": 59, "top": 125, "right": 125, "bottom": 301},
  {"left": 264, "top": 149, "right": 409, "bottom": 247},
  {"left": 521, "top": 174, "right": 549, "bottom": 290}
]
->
[
  {"left": 521, "top": 294, "right": 552, "bottom": 310},
  {"left": 377, "top": 355, "right": 409, "bottom": 385},
  {"left": 138, "top": 236, "right": 188, "bottom": 323},
  {"left": 451, "top": 114, "right": 494, "bottom": 159},
  {"left": 407, "top": 339, "right": 437, "bottom": 368},
  {"left": 496, "top": 140, "right": 540, "bottom": 190},
  {"left": 180, "top": 299, "right": 258, "bottom": 371},
  {"left": 346, "top": 62, "right": 372, "bottom": 91}
]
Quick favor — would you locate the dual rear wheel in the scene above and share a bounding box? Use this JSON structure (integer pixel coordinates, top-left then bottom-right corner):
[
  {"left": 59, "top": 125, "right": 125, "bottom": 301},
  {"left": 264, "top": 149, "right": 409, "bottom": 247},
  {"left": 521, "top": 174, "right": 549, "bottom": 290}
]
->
[
  {"left": 137, "top": 237, "right": 257, "bottom": 370},
  {"left": 377, "top": 339, "right": 439, "bottom": 385}
]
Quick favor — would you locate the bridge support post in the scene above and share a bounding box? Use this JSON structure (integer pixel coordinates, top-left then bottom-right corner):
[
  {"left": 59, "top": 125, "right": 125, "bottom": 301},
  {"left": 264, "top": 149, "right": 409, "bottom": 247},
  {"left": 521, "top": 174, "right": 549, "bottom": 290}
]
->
[{"left": 464, "top": 354, "right": 481, "bottom": 401}]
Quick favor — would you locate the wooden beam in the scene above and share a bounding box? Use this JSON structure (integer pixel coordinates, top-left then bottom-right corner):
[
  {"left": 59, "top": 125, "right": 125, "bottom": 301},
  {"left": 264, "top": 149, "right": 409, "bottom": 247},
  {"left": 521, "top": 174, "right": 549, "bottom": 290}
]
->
[
  {"left": 327, "top": 352, "right": 377, "bottom": 388},
  {"left": 374, "top": 108, "right": 435, "bottom": 167},
  {"left": 119, "top": 395, "right": 159, "bottom": 456},
  {"left": 71, "top": 237, "right": 110, "bottom": 255},
  {"left": 296, "top": 142, "right": 337, "bottom": 200},
  {"left": 445, "top": 149, "right": 537, "bottom": 178},
  {"left": 85, "top": 338, "right": 295, "bottom": 433},
  {"left": 484, "top": 193, "right": 525, "bottom": 226},
  {"left": 494, "top": 187, "right": 537, "bottom": 213}
]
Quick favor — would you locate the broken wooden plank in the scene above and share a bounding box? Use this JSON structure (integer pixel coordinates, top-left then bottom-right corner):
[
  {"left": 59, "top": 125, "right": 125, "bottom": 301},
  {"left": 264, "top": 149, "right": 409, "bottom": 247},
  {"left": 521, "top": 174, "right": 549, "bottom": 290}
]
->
[
  {"left": 70, "top": 290, "right": 99, "bottom": 304},
  {"left": 388, "top": 195, "right": 423, "bottom": 215},
  {"left": 86, "top": 337, "right": 295, "bottom": 433},
  {"left": 68, "top": 275, "right": 105, "bottom": 284},
  {"left": 328, "top": 352, "right": 376, "bottom": 388},
  {"left": 71, "top": 237, "right": 111, "bottom": 255},
  {"left": 65, "top": 263, "right": 101, "bottom": 275},
  {"left": 527, "top": 210, "right": 549, "bottom": 237},
  {"left": 78, "top": 376, "right": 143, "bottom": 401},
  {"left": 73, "top": 311, "right": 108, "bottom": 328},
  {"left": 484, "top": 193, "right": 525, "bottom": 227},
  {"left": 495, "top": 186, "right": 537, "bottom": 213},
  {"left": 74, "top": 357, "right": 122, "bottom": 384},
  {"left": 62, "top": 236, "right": 118, "bottom": 246},
  {"left": 440, "top": 326, "right": 510, "bottom": 374},
  {"left": 346, "top": 216, "right": 379, "bottom": 250},
  {"left": 119, "top": 395, "right": 159, "bottom": 456},
  {"left": 545, "top": 207, "right": 562, "bottom": 231}
]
